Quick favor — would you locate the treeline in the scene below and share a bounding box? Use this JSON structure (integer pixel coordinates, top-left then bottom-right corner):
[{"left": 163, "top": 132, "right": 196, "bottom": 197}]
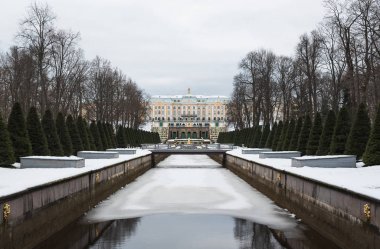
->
[
  {"left": 218, "top": 104, "right": 380, "bottom": 166},
  {"left": 0, "top": 102, "right": 160, "bottom": 166},
  {"left": 229, "top": 0, "right": 380, "bottom": 128},
  {"left": 0, "top": 3, "right": 147, "bottom": 128}
]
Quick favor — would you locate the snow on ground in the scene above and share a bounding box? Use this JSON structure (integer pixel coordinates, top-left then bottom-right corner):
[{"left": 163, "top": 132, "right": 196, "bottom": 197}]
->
[
  {"left": 227, "top": 149, "right": 380, "bottom": 200},
  {"left": 156, "top": 154, "right": 221, "bottom": 168},
  {"left": 0, "top": 149, "right": 151, "bottom": 198},
  {"left": 85, "top": 155, "right": 297, "bottom": 231}
]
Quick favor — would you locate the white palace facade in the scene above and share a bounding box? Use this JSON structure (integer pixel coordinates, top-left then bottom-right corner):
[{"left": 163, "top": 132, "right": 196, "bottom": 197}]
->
[{"left": 149, "top": 89, "right": 229, "bottom": 142}]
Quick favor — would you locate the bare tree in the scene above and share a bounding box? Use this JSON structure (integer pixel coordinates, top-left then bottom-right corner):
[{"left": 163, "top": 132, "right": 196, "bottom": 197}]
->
[{"left": 17, "top": 2, "right": 56, "bottom": 114}]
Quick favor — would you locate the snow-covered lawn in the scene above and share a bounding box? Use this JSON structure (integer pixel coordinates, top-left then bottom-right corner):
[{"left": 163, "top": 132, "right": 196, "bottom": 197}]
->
[
  {"left": 85, "top": 155, "right": 297, "bottom": 231},
  {"left": 0, "top": 150, "right": 151, "bottom": 198},
  {"left": 227, "top": 149, "right": 380, "bottom": 200}
]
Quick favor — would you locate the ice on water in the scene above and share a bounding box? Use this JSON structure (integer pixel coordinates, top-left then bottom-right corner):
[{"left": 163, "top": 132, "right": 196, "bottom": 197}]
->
[{"left": 85, "top": 155, "right": 297, "bottom": 230}]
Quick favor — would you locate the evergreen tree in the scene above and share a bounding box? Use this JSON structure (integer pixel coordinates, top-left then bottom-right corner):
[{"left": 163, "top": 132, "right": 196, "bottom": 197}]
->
[
  {"left": 317, "top": 110, "right": 336, "bottom": 155},
  {"left": 42, "top": 110, "right": 63, "bottom": 156},
  {"left": 259, "top": 124, "right": 270, "bottom": 148},
  {"left": 217, "top": 132, "right": 224, "bottom": 143},
  {"left": 98, "top": 121, "right": 109, "bottom": 149},
  {"left": 246, "top": 127, "right": 256, "bottom": 148},
  {"left": 116, "top": 125, "right": 126, "bottom": 148},
  {"left": 252, "top": 126, "right": 262, "bottom": 148},
  {"left": 66, "top": 115, "right": 83, "bottom": 154},
  {"left": 125, "top": 127, "right": 132, "bottom": 146},
  {"left": 289, "top": 117, "right": 303, "bottom": 151},
  {"left": 85, "top": 120, "right": 97, "bottom": 150},
  {"left": 330, "top": 107, "right": 351, "bottom": 155},
  {"left": 27, "top": 107, "right": 50, "bottom": 156},
  {"left": 8, "top": 102, "right": 32, "bottom": 161},
  {"left": 297, "top": 115, "right": 311, "bottom": 155},
  {"left": 90, "top": 121, "right": 103, "bottom": 150},
  {"left": 102, "top": 122, "right": 112, "bottom": 148},
  {"left": 0, "top": 113, "right": 15, "bottom": 166},
  {"left": 363, "top": 104, "right": 380, "bottom": 166},
  {"left": 276, "top": 120, "right": 288, "bottom": 151},
  {"left": 77, "top": 116, "right": 90, "bottom": 150},
  {"left": 282, "top": 119, "right": 295, "bottom": 151},
  {"left": 345, "top": 103, "right": 371, "bottom": 159},
  {"left": 265, "top": 122, "right": 277, "bottom": 148},
  {"left": 306, "top": 113, "right": 323, "bottom": 155},
  {"left": 107, "top": 123, "right": 117, "bottom": 148},
  {"left": 272, "top": 121, "right": 283, "bottom": 151},
  {"left": 56, "top": 112, "right": 73, "bottom": 156}
]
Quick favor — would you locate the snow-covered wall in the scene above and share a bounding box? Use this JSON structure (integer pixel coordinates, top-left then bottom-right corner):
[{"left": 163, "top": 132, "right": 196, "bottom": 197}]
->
[
  {"left": 0, "top": 153, "right": 153, "bottom": 249},
  {"left": 225, "top": 154, "right": 380, "bottom": 249}
]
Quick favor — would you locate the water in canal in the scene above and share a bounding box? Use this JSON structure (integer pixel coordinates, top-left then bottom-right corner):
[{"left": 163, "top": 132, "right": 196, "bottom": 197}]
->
[{"left": 36, "top": 155, "right": 341, "bottom": 249}]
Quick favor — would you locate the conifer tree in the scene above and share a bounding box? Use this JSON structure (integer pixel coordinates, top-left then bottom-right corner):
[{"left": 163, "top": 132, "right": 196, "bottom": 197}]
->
[
  {"left": 27, "top": 107, "right": 50, "bottom": 156},
  {"left": 217, "top": 132, "right": 224, "bottom": 143},
  {"left": 259, "top": 124, "right": 270, "bottom": 148},
  {"left": 107, "top": 123, "right": 117, "bottom": 148},
  {"left": 116, "top": 125, "right": 126, "bottom": 148},
  {"left": 85, "top": 120, "right": 97, "bottom": 150},
  {"left": 330, "top": 107, "right": 351, "bottom": 155},
  {"left": 317, "top": 110, "right": 336, "bottom": 155},
  {"left": 282, "top": 119, "right": 295, "bottom": 151},
  {"left": 246, "top": 127, "right": 256, "bottom": 148},
  {"left": 66, "top": 115, "right": 83, "bottom": 154},
  {"left": 56, "top": 112, "right": 73, "bottom": 156},
  {"left": 42, "top": 110, "right": 63, "bottom": 156},
  {"left": 265, "top": 122, "right": 277, "bottom": 148},
  {"left": 102, "top": 122, "right": 112, "bottom": 148},
  {"left": 289, "top": 117, "right": 303, "bottom": 151},
  {"left": 272, "top": 121, "right": 283, "bottom": 151},
  {"left": 125, "top": 127, "right": 131, "bottom": 146},
  {"left": 363, "top": 104, "right": 380, "bottom": 166},
  {"left": 276, "top": 120, "right": 288, "bottom": 151},
  {"left": 252, "top": 126, "right": 262, "bottom": 148},
  {"left": 306, "top": 113, "right": 323, "bottom": 155},
  {"left": 345, "top": 103, "right": 371, "bottom": 159},
  {"left": 8, "top": 102, "right": 32, "bottom": 161},
  {"left": 297, "top": 115, "right": 311, "bottom": 155},
  {"left": 97, "top": 121, "right": 109, "bottom": 149},
  {"left": 0, "top": 113, "right": 15, "bottom": 166},
  {"left": 77, "top": 116, "right": 90, "bottom": 150},
  {"left": 90, "top": 121, "right": 103, "bottom": 150}
]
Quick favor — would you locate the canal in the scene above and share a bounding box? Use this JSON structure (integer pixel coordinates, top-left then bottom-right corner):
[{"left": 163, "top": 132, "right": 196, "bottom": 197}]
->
[{"left": 35, "top": 155, "right": 341, "bottom": 249}]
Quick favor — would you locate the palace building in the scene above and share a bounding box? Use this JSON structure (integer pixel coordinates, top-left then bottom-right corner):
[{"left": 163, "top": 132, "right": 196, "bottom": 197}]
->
[{"left": 150, "top": 89, "right": 229, "bottom": 142}]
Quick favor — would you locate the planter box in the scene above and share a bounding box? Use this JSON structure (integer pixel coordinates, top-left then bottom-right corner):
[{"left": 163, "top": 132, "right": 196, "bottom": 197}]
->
[
  {"left": 77, "top": 151, "right": 119, "bottom": 159},
  {"left": 291, "top": 155, "right": 356, "bottom": 168},
  {"left": 241, "top": 148, "right": 272, "bottom": 154},
  {"left": 259, "top": 151, "right": 301, "bottom": 159},
  {"left": 107, "top": 149, "right": 136, "bottom": 154},
  {"left": 20, "top": 156, "right": 85, "bottom": 168}
]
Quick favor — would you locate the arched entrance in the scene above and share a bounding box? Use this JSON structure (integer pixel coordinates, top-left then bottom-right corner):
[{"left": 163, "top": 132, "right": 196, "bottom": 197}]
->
[{"left": 192, "top": 132, "right": 197, "bottom": 139}]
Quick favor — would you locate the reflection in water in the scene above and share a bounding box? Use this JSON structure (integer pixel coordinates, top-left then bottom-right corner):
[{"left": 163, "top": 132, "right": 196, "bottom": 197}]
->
[
  {"left": 36, "top": 214, "right": 340, "bottom": 249},
  {"left": 234, "top": 219, "right": 286, "bottom": 249},
  {"left": 91, "top": 218, "right": 140, "bottom": 248},
  {"left": 89, "top": 214, "right": 287, "bottom": 249}
]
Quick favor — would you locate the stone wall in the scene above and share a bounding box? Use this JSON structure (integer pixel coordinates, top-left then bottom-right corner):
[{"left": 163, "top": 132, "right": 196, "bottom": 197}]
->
[
  {"left": 0, "top": 154, "right": 154, "bottom": 249},
  {"left": 225, "top": 154, "right": 380, "bottom": 249}
]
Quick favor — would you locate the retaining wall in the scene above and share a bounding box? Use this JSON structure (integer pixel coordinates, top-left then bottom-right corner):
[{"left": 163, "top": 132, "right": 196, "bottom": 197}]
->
[
  {"left": 0, "top": 153, "right": 158, "bottom": 249},
  {"left": 225, "top": 154, "right": 380, "bottom": 249}
]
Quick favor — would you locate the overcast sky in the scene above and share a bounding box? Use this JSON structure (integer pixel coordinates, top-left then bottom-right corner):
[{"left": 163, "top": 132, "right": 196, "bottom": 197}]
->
[{"left": 0, "top": 0, "right": 325, "bottom": 97}]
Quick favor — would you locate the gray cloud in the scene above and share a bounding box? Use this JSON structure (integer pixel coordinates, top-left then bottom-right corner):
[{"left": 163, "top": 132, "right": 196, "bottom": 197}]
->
[{"left": 0, "top": 0, "right": 325, "bottom": 96}]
